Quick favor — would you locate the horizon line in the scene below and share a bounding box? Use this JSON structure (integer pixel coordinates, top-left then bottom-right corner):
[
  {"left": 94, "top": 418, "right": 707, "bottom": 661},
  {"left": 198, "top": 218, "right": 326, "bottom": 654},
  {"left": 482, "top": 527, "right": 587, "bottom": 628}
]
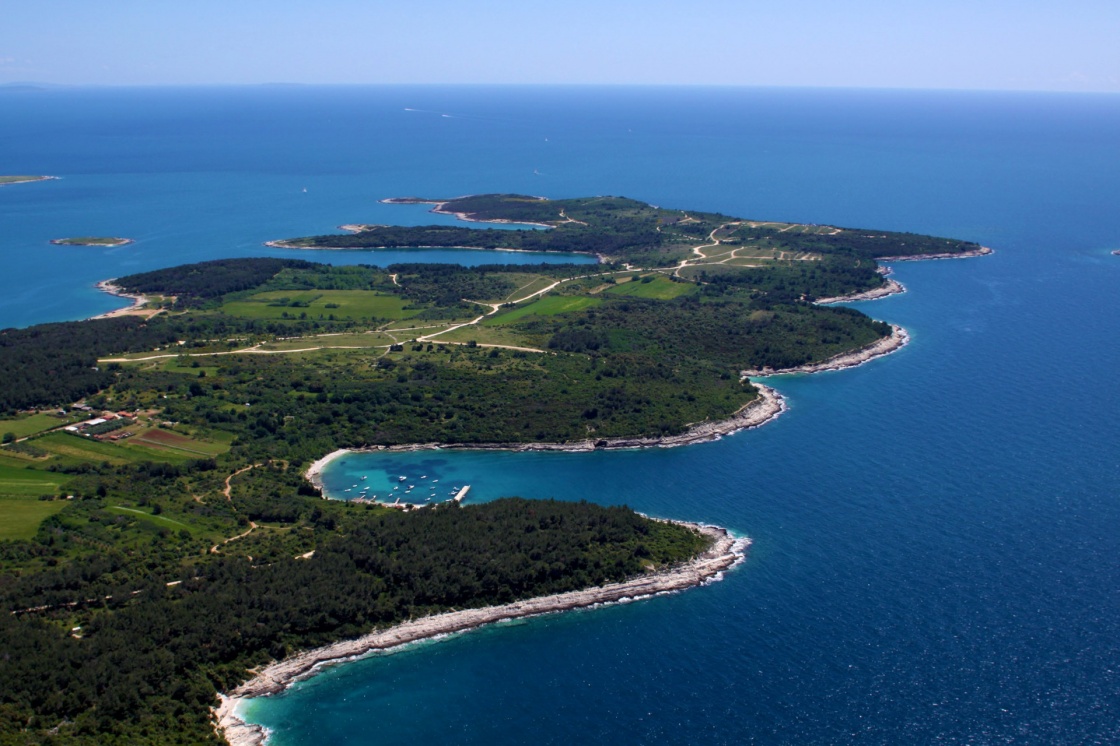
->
[{"left": 3, "top": 81, "right": 1119, "bottom": 96}]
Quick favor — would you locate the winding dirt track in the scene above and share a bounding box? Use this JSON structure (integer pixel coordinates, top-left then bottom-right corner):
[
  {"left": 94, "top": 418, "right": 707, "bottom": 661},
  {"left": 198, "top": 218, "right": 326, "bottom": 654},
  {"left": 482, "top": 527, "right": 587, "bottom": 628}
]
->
[{"left": 223, "top": 464, "right": 260, "bottom": 500}]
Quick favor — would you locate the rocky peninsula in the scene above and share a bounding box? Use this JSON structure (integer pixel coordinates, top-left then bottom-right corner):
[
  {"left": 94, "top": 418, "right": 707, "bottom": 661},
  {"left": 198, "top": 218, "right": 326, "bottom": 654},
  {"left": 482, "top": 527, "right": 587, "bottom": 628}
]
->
[
  {"left": 816, "top": 277, "right": 906, "bottom": 305},
  {"left": 741, "top": 324, "right": 909, "bottom": 377},
  {"left": 877, "top": 245, "right": 993, "bottom": 261},
  {"left": 215, "top": 523, "right": 746, "bottom": 746}
]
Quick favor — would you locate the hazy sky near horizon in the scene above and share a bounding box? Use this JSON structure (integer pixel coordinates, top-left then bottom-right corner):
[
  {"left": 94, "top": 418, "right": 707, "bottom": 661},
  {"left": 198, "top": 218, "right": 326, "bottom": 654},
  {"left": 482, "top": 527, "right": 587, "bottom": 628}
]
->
[{"left": 2, "top": 0, "right": 1117, "bottom": 92}]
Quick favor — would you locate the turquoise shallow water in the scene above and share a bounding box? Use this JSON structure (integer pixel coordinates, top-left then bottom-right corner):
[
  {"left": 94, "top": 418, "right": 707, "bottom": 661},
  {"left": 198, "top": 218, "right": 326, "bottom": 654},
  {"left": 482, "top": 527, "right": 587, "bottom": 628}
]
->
[{"left": 4, "top": 86, "right": 1120, "bottom": 743}]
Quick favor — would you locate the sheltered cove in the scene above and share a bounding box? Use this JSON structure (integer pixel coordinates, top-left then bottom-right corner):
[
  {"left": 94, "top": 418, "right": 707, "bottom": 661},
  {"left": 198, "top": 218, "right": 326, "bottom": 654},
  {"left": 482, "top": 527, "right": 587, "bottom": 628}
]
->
[
  {"left": 303, "top": 322, "right": 909, "bottom": 497},
  {"left": 304, "top": 382, "right": 786, "bottom": 493}
]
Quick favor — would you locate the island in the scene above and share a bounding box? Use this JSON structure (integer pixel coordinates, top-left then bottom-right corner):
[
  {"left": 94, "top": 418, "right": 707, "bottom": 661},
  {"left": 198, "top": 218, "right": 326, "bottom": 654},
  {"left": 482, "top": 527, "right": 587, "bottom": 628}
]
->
[
  {"left": 0, "top": 175, "right": 57, "bottom": 186},
  {"left": 51, "top": 236, "right": 134, "bottom": 247},
  {"left": 0, "top": 195, "right": 990, "bottom": 745}
]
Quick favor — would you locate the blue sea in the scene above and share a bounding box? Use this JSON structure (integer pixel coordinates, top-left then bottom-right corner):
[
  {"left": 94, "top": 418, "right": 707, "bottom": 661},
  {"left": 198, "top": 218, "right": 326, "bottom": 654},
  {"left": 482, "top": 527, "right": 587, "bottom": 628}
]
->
[{"left": 3, "top": 86, "right": 1119, "bottom": 744}]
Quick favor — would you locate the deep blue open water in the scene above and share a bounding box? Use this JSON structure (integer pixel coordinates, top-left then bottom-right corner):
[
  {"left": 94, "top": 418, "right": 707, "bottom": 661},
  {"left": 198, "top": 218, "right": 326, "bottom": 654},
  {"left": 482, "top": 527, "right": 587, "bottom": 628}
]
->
[{"left": 3, "top": 86, "right": 1118, "bottom": 744}]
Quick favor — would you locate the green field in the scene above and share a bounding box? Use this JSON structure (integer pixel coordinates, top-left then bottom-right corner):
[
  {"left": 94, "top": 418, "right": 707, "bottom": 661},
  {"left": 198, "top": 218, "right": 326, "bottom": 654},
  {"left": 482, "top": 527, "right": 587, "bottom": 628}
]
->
[
  {"left": 0, "top": 412, "right": 77, "bottom": 439},
  {"left": 34, "top": 432, "right": 149, "bottom": 466},
  {"left": 0, "top": 464, "right": 68, "bottom": 497},
  {"left": 119, "top": 443, "right": 197, "bottom": 464},
  {"left": 494, "top": 273, "right": 557, "bottom": 302},
  {"left": 161, "top": 359, "right": 221, "bottom": 377},
  {"left": 483, "top": 295, "right": 602, "bottom": 326},
  {"left": 0, "top": 452, "right": 39, "bottom": 470},
  {"left": 0, "top": 498, "right": 68, "bottom": 540},
  {"left": 385, "top": 318, "right": 471, "bottom": 334},
  {"left": 605, "top": 275, "right": 697, "bottom": 300},
  {"left": 221, "top": 289, "right": 416, "bottom": 321},
  {"left": 433, "top": 325, "right": 545, "bottom": 349}
]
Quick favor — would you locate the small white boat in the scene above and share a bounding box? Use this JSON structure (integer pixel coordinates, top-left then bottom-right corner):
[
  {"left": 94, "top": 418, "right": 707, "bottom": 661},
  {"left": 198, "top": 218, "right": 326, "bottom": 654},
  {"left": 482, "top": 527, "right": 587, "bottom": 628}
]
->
[
  {"left": 398, "top": 476, "right": 406, "bottom": 482},
  {"left": 360, "top": 476, "right": 367, "bottom": 481}
]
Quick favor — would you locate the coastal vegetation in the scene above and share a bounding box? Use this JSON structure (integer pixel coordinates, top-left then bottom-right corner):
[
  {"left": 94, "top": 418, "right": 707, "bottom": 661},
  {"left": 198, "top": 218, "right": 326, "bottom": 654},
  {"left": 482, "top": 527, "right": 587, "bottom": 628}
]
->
[{"left": 0, "top": 195, "right": 980, "bottom": 744}]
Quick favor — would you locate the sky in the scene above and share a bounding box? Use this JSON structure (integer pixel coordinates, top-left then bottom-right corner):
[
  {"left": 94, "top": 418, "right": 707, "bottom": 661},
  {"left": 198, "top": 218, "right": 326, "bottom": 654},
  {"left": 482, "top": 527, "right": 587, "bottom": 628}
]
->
[{"left": 2, "top": 0, "right": 1117, "bottom": 92}]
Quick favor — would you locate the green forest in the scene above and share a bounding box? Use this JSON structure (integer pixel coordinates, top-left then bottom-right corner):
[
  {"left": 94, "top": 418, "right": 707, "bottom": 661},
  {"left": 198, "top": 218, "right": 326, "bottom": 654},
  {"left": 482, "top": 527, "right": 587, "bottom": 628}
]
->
[
  {"left": 0, "top": 195, "right": 977, "bottom": 744},
  {"left": 0, "top": 496, "right": 705, "bottom": 744}
]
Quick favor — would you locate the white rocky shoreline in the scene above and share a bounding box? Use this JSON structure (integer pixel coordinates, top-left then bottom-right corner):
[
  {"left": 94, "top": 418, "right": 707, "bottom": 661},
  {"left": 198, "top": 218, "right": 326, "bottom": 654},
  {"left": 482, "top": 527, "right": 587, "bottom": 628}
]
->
[
  {"left": 214, "top": 524, "right": 747, "bottom": 746},
  {"left": 815, "top": 277, "right": 906, "bottom": 305},
  {"left": 89, "top": 279, "right": 150, "bottom": 319},
  {"left": 741, "top": 323, "right": 909, "bottom": 377},
  {"left": 876, "top": 245, "right": 993, "bottom": 261}
]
